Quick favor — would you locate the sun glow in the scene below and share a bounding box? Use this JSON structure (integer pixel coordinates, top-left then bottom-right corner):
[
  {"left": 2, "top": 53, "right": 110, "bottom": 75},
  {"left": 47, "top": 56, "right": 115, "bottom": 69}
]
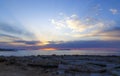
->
[
  {"left": 37, "top": 41, "right": 49, "bottom": 46},
  {"left": 41, "top": 48, "right": 57, "bottom": 51}
]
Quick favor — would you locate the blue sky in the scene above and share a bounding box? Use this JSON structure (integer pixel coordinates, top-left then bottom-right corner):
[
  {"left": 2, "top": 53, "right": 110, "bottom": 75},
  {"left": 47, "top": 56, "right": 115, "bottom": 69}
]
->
[{"left": 0, "top": 0, "right": 120, "bottom": 50}]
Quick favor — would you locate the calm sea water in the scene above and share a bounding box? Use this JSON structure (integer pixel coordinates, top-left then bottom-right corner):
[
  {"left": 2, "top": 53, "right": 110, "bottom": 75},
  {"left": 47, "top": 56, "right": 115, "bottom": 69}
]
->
[{"left": 0, "top": 50, "right": 120, "bottom": 56}]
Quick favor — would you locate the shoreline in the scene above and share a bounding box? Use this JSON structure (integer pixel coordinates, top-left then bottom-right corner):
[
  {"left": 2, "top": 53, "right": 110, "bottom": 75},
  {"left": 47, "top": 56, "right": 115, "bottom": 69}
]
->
[{"left": 0, "top": 55, "right": 120, "bottom": 76}]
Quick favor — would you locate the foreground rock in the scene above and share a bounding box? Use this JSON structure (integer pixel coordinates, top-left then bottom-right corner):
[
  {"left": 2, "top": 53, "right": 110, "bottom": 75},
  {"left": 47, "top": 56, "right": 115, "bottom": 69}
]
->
[{"left": 0, "top": 55, "right": 120, "bottom": 76}]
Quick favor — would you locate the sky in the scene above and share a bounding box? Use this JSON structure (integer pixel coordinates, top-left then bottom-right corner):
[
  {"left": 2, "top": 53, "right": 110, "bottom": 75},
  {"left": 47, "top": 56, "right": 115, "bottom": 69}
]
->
[{"left": 0, "top": 0, "right": 120, "bottom": 50}]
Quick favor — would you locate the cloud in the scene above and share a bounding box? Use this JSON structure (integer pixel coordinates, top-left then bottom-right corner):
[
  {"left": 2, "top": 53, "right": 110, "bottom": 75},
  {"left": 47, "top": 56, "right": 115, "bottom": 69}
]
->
[
  {"left": 0, "top": 22, "right": 36, "bottom": 41},
  {"left": 0, "top": 22, "right": 24, "bottom": 34},
  {"left": 98, "top": 26, "right": 120, "bottom": 40},
  {"left": 51, "top": 19, "right": 66, "bottom": 29},
  {"left": 0, "top": 33, "right": 21, "bottom": 42},
  {"left": 72, "top": 26, "right": 120, "bottom": 40},
  {"left": 13, "top": 40, "right": 41, "bottom": 45},
  {"left": 0, "top": 34, "right": 20, "bottom": 39},
  {"left": 51, "top": 14, "right": 88, "bottom": 32},
  {"left": 51, "top": 14, "right": 115, "bottom": 32},
  {"left": 0, "top": 42, "right": 31, "bottom": 49},
  {"left": 65, "top": 15, "right": 88, "bottom": 32},
  {"left": 109, "top": 9, "right": 118, "bottom": 15},
  {"left": 51, "top": 14, "right": 118, "bottom": 40},
  {"left": 48, "top": 41, "right": 64, "bottom": 44},
  {"left": 1, "top": 40, "right": 120, "bottom": 50},
  {"left": 44, "top": 40, "right": 120, "bottom": 50}
]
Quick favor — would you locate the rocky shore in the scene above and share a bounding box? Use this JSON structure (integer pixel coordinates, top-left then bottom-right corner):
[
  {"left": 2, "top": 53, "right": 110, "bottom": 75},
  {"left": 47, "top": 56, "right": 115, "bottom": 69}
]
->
[{"left": 0, "top": 55, "right": 120, "bottom": 76}]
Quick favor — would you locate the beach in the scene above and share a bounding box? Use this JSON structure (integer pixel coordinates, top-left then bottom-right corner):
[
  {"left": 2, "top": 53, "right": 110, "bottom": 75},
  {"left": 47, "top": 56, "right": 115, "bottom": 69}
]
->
[{"left": 0, "top": 55, "right": 120, "bottom": 76}]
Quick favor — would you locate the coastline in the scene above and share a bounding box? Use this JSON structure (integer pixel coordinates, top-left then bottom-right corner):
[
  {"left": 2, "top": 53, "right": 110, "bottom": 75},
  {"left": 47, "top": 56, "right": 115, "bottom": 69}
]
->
[{"left": 0, "top": 55, "right": 120, "bottom": 76}]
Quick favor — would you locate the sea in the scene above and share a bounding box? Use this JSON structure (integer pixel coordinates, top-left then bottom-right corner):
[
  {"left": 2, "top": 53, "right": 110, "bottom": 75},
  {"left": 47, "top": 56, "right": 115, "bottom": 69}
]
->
[{"left": 0, "top": 50, "right": 120, "bottom": 56}]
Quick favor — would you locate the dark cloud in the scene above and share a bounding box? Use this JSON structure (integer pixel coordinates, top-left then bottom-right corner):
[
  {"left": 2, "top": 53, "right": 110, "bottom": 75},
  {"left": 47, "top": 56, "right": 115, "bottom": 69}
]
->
[
  {"left": 0, "top": 22, "right": 36, "bottom": 40},
  {"left": 0, "top": 40, "right": 120, "bottom": 50},
  {"left": 99, "top": 26, "right": 120, "bottom": 37},
  {"left": 110, "top": 27, "right": 120, "bottom": 32},
  {"left": 45, "top": 40, "right": 120, "bottom": 49},
  {"left": 0, "top": 42, "right": 29, "bottom": 49},
  {"left": 48, "top": 41, "right": 64, "bottom": 44},
  {"left": 103, "top": 26, "right": 120, "bottom": 32},
  {"left": 14, "top": 40, "right": 41, "bottom": 45},
  {"left": 0, "top": 33, "right": 20, "bottom": 39},
  {"left": 0, "top": 23, "right": 22, "bottom": 34}
]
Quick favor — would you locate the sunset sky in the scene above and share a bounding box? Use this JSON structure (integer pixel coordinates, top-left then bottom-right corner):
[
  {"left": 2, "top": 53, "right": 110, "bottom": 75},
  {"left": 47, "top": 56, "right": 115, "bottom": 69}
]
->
[{"left": 0, "top": 0, "right": 120, "bottom": 50}]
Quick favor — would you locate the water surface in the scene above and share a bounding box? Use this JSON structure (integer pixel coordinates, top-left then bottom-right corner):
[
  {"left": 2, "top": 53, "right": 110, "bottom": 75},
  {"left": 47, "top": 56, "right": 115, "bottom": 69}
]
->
[{"left": 0, "top": 50, "right": 120, "bottom": 56}]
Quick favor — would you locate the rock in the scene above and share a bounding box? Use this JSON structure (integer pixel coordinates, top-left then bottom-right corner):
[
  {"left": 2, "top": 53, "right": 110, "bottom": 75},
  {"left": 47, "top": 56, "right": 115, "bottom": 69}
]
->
[
  {"left": 27, "top": 59, "right": 59, "bottom": 68},
  {"left": 90, "top": 73, "right": 102, "bottom": 76},
  {"left": 0, "top": 57, "right": 7, "bottom": 62},
  {"left": 58, "top": 64, "right": 106, "bottom": 73},
  {"left": 0, "top": 55, "right": 120, "bottom": 76},
  {"left": 5, "top": 57, "right": 17, "bottom": 65},
  {"left": 109, "top": 70, "right": 120, "bottom": 76}
]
